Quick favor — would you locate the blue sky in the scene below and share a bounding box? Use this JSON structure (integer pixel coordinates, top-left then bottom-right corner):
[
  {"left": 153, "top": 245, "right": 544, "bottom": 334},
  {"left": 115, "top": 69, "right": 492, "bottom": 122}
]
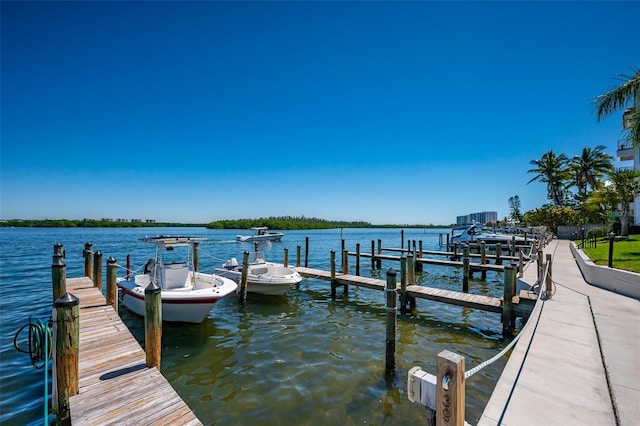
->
[{"left": 1, "top": 1, "right": 638, "bottom": 225}]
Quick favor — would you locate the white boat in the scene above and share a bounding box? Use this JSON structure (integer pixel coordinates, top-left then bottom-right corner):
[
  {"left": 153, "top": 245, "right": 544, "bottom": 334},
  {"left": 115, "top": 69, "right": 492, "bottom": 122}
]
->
[
  {"left": 236, "top": 226, "right": 284, "bottom": 242},
  {"left": 451, "top": 224, "right": 527, "bottom": 245},
  {"left": 117, "top": 236, "right": 238, "bottom": 323},
  {"left": 214, "top": 251, "right": 302, "bottom": 296}
]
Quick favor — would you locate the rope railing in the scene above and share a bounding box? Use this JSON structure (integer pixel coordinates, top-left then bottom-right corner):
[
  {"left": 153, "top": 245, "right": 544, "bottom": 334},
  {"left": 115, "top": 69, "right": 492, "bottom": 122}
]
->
[{"left": 464, "top": 260, "right": 550, "bottom": 379}]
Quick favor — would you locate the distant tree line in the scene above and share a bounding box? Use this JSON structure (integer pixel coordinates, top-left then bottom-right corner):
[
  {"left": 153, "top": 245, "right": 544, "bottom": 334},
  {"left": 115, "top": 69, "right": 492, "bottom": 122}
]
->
[
  {"left": 206, "top": 216, "right": 373, "bottom": 230},
  {"left": 0, "top": 219, "right": 204, "bottom": 228}
]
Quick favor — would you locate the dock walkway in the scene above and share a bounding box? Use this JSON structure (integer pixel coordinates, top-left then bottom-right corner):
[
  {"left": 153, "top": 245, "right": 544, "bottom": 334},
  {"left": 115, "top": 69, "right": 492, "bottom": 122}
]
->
[
  {"left": 66, "top": 277, "right": 202, "bottom": 426},
  {"left": 294, "top": 267, "right": 534, "bottom": 316},
  {"left": 479, "top": 239, "right": 640, "bottom": 425}
]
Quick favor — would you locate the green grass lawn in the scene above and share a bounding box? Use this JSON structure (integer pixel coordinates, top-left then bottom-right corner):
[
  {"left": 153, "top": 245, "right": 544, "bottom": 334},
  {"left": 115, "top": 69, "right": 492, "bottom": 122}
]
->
[{"left": 581, "top": 235, "right": 640, "bottom": 273}]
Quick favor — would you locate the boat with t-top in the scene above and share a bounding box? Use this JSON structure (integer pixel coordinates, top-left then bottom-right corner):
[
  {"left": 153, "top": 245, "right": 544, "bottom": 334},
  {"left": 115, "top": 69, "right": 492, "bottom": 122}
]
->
[{"left": 117, "top": 236, "right": 238, "bottom": 323}]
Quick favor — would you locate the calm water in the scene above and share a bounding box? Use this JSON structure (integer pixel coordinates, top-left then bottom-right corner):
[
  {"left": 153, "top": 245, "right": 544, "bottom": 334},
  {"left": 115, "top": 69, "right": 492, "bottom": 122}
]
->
[{"left": 0, "top": 227, "right": 513, "bottom": 425}]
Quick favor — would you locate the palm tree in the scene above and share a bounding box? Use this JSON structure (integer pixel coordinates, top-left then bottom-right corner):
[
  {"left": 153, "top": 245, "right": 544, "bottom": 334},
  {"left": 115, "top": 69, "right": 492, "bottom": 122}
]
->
[
  {"left": 594, "top": 69, "right": 640, "bottom": 147},
  {"left": 601, "top": 169, "right": 640, "bottom": 236},
  {"left": 569, "top": 145, "right": 614, "bottom": 195},
  {"left": 527, "top": 150, "right": 570, "bottom": 206}
]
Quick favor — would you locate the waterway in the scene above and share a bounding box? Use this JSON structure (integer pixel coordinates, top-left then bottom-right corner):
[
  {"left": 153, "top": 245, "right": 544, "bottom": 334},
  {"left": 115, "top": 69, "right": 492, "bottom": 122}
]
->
[{"left": 0, "top": 227, "right": 514, "bottom": 425}]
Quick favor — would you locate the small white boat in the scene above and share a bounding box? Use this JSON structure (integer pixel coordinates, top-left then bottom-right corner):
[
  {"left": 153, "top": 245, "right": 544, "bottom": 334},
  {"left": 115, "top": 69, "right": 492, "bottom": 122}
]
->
[
  {"left": 236, "top": 226, "right": 284, "bottom": 242},
  {"left": 117, "top": 236, "right": 238, "bottom": 323},
  {"left": 452, "top": 224, "right": 527, "bottom": 245},
  {"left": 214, "top": 251, "right": 302, "bottom": 296}
]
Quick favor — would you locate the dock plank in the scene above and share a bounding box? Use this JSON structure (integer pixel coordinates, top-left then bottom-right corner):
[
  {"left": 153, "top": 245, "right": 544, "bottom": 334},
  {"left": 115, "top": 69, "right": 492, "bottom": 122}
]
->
[
  {"left": 294, "top": 267, "right": 506, "bottom": 313},
  {"left": 66, "top": 277, "right": 202, "bottom": 425}
]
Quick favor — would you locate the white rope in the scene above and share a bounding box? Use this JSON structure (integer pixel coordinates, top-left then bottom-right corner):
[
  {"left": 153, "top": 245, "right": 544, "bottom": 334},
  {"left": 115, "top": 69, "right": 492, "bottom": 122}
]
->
[{"left": 465, "top": 261, "right": 549, "bottom": 379}]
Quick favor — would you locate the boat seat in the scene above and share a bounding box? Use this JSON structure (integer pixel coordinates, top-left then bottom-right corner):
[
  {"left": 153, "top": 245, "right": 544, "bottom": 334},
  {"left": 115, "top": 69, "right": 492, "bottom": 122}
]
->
[
  {"left": 159, "top": 265, "right": 191, "bottom": 289},
  {"left": 251, "top": 266, "right": 269, "bottom": 275}
]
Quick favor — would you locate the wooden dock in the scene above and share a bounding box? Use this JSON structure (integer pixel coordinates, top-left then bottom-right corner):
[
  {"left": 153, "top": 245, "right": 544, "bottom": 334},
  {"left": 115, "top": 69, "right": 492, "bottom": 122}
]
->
[
  {"left": 65, "top": 277, "right": 202, "bottom": 426},
  {"left": 347, "top": 251, "right": 506, "bottom": 272},
  {"left": 294, "top": 267, "right": 535, "bottom": 316}
]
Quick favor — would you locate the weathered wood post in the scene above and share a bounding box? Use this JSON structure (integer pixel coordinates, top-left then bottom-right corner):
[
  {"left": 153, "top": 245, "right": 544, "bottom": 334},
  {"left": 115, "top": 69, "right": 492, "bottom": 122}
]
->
[
  {"left": 480, "top": 241, "right": 487, "bottom": 280},
  {"left": 283, "top": 247, "right": 289, "bottom": 268},
  {"left": 144, "top": 282, "right": 162, "bottom": 368},
  {"left": 193, "top": 241, "right": 200, "bottom": 272},
  {"left": 355, "top": 243, "right": 361, "bottom": 276},
  {"left": 462, "top": 244, "right": 470, "bottom": 292},
  {"left": 54, "top": 242, "right": 64, "bottom": 257},
  {"left": 439, "top": 233, "right": 443, "bottom": 247},
  {"left": 502, "top": 263, "right": 515, "bottom": 337},
  {"left": 537, "top": 248, "right": 543, "bottom": 285},
  {"left": 371, "top": 240, "right": 376, "bottom": 270},
  {"left": 544, "top": 253, "right": 553, "bottom": 298},
  {"left": 519, "top": 249, "right": 524, "bottom": 278},
  {"left": 330, "top": 250, "right": 337, "bottom": 298},
  {"left": 436, "top": 350, "right": 465, "bottom": 426},
  {"left": 495, "top": 243, "right": 503, "bottom": 265},
  {"left": 385, "top": 268, "right": 397, "bottom": 380},
  {"left": 377, "top": 239, "right": 382, "bottom": 268},
  {"left": 417, "top": 240, "right": 423, "bottom": 272},
  {"left": 296, "top": 245, "right": 301, "bottom": 267},
  {"left": 239, "top": 251, "right": 250, "bottom": 304},
  {"left": 408, "top": 252, "right": 416, "bottom": 286},
  {"left": 452, "top": 243, "right": 459, "bottom": 260},
  {"left": 53, "top": 292, "right": 79, "bottom": 422},
  {"left": 126, "top": 254, "right": 131, "bottom": 280},
  {"left": 52, "top": 248, "right": 66, "bottom": 302},
  {"left": 93, "top": 250, "right": 102, "bottom": 290},
  {"left": 342, "top": 249, "right": 349, "bottom": 275},
  {"left": 83, "top": 242, "right": 93, "bottom": 279},
  {"left": 305, "top": 237, "right": 309, "bottom": 267},
  {"left": 106, "top": 257, "right": 118, "bottom": 309},
  {"left": 401, "top": 230, "right": 404, "bottom": 250},
  {"left": 446, "top": 233, "right": 450, "bottom": 252},
  {"left": 400, "top": 255, "right": 408, "bottom": 314}
]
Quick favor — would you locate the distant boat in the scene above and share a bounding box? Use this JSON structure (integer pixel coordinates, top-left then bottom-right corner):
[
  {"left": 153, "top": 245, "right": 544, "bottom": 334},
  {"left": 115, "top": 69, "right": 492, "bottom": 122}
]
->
[
  {"left": 214, "top": 251, "right": 302, "bottom": 296},
  {"left": 451, "top": 224, "right": 527, "bottom": 244},
  {"left": 117, "top": 236, "right": 237, "bottom": 323},
  {"left": 236, "top": 227, "right": 284, "bottom": 242}
]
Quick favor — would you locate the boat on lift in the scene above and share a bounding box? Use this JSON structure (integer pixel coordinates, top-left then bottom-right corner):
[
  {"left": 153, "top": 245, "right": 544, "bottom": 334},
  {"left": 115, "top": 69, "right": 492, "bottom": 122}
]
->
[
  {"left": 117, "top": 236, "right": 237, "bottom": 323},
  {"left": 214, "top": 251, "right": 302, "bottom": 296},
  {"left": 451, "top": 223, "right": 527, "bottom": 244}
]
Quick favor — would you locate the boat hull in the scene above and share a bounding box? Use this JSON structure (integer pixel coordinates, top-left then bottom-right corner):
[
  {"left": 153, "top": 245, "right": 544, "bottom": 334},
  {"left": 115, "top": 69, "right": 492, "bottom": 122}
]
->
[
  {"left": 117, "top": 278, "right": 235, "bottom": 323},
  {"left": 236, "top": 234, "right": 283, "bottom": 242},
  {"left": 214, "top": 263, "right": 301, "bottom": 296}
]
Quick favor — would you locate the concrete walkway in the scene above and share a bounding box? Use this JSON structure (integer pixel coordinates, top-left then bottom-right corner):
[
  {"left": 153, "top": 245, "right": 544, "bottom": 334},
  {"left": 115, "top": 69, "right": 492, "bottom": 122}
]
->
[{"left": 479, "top": 239, "right": 639, "bottom": 426}]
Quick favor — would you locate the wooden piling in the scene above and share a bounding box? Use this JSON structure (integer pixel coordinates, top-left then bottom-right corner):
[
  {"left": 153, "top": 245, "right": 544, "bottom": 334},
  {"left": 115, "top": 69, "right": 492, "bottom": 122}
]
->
[
  {"left": 296, "top": 245, "right": 301, "bottom": 267},
  {"left": 193, "top": 241, "right": 200, "bottom": 272},
  {"left": 502, "top": 263, "right": 515, "bottom": 337},
  {"left": 400, "top": 256, "right": 408, "bottom": 314},
  {"left": 239, "top": 251, "right": 250, "bottom": 304},
  {"left": 371, "top": 240, "right": 376, "bottom": 270},
  {"left": 545, "top": 253, "right": 553, "bottom": 298},
  {"left": 83, "top": 242, "right": 93, "bottom": 280},
  {"left": 126, "top": 254, "right": 131, "bottom": 280},
  {"left": 342, "top": 249, "right": 349, "bottom": 274},
  {"left": 93, "top": 251, "right": 102, "bottom": 290},
  {"left": 385, "top": 268, "right": 397, "bottom": 380},
  {"left": 53, "top": 292, "right": 80, "bottom": 422},
  {"left": 495, "top": 243, "right": 502, "bottom": 265},
  {"left": 401, "top": 230, "right": 404, "bottom": 249},
  {"left": 480, "top": 241, "right": 487, "bottom": 280},
  {"left": 106, "top": 257, "right": 117, "bottom": 309},
  {"left": 377, "top": 239, "right": 382, "bottom": 268},
  {"left": 284, "top": 247, "right": 289, "bottom": 268},
  {"left": 305, "top": 237, "right": 309, "bottom": 267},
  {"left": 356, "top": 243, "right": 361, "bottom": 276},
  {"left": 417, "top": 240, "right": 423, "bottom": 272},
  {"left": 52, "top": 250, "right": 66, "bottom": 302},
  {"left": 436, "top": 350, "right": 465, "bottom": 426},
  {"left": 330, "top": 250, "right": 337, "bottom": 298},
  {"left": 519, "top": 249, "right": 524, "bottom": 278},
  {"left": 144, "top": 282, "right": 162, "bottom": 368},
  {"left": 462, "top": 244, "right": 470, "bottom": 292},
  {"left": 446, "top": 233, "right": 450, "bottom": 252}
]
